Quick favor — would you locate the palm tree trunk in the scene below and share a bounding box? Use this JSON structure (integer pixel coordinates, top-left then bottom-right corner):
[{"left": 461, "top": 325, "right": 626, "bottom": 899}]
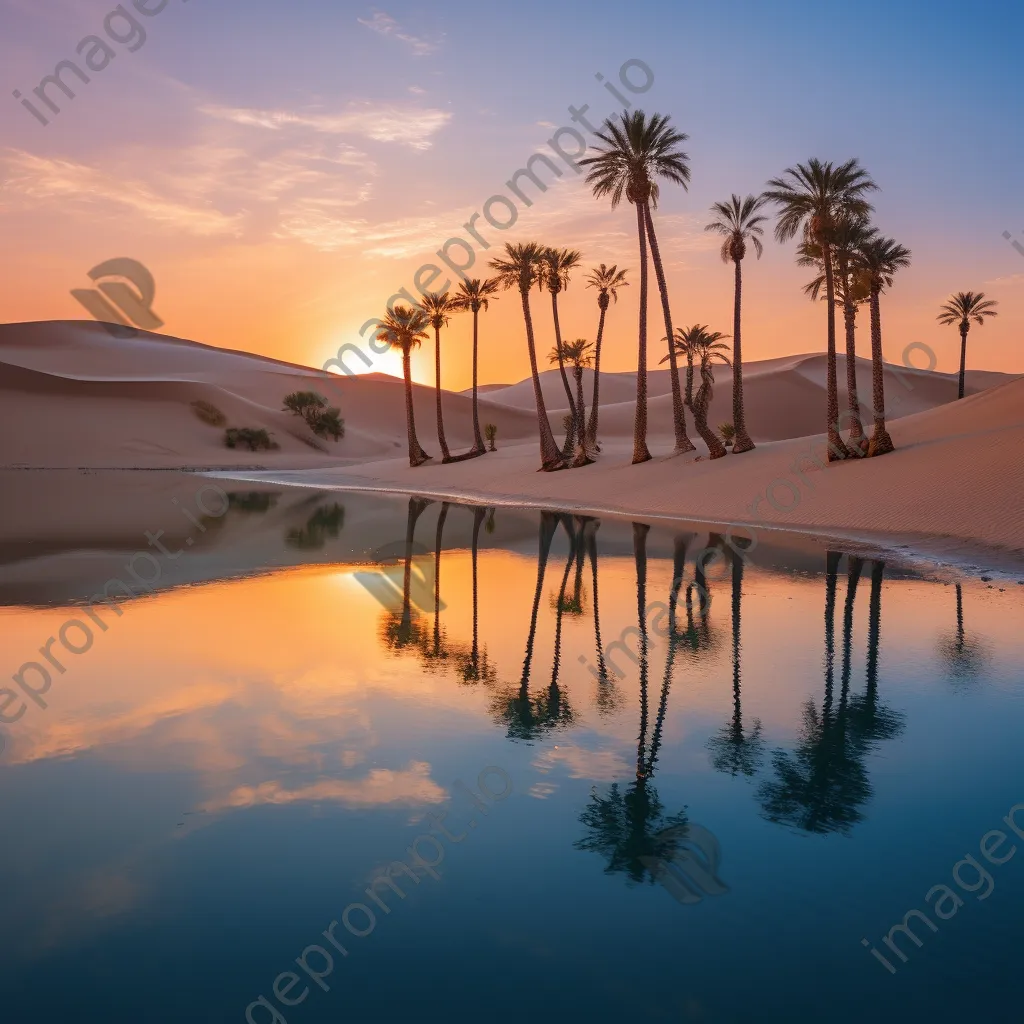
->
[
  {"left": 521, "top": 289, "right": 566, "bottom": 471},
  {"left": 840, "top": 262, "right": 866, "bottom": 451},
  {"left": 633, "top": 204, "right": 652, "bottom": 464},
  {"left": 470, "top": 308, "right": 485, "bottom": 453},
  {"left": 433, "top": 326, "right": 451, "bottom": 462},
  {"left": 586, "top": 520, "right": 610, "bottom": 692},
  {"left": 522, "top": 511, "right": 559, "bottom": 687},
  {"left": 957, "top": 323, "right": 968, "bottom": 400},
  {"left": 551, "top": 292, "right": 578, "bottom": 457},
  {"left": 634, "top": 522, "right": 651, "bottom": 778},
  {"left": 401, "top": 498, "right": 430, "bottom": 637},
  {"left": 824, "top": 550, "right": 841, "bottom": 714},
  {"left": 469, "top": 505, "right": 485, "bottom": 678},
  {"left": 823, "top": 246, "right": 852, "bottom": 462},
  {"left": 866, "top": 559, "right": 884, "bottom": 700},
  {"left": 586, "top": 299, "right": 608, "bottom": 452},
  {"left": 644, "top": 203, "right": 695, "bottom": 453},
  {"left": 867, "top": 286, "right": 895, "bottom": 456},
  {"left": 403, "top": 348, "right": 430, "bottom": 466},
  {"left": 731, "top": 258, "right": 755, "bottom": 454},
  {"left": 685, "top": 351, "right": 694, "bottom": 409},
  {"left": 693, "top": 382, "right": 727, "bottom": 459},
  {"left": 571, "top": 366, "right": 592, "bottom": 467},
  {"left": 841, "top": 555, "right": 863, "bottom": 698},
  {"left": 955, "top": 583, "right": 965, "bottom": 652}
]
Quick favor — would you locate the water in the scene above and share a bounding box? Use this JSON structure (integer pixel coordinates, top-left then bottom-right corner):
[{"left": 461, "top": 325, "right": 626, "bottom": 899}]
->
[{"left": 1, "top": 477, "right": 1022, "bottom": 1023}]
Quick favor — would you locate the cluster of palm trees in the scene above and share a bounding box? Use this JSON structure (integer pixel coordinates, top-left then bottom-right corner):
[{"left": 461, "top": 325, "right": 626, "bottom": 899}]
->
[{"left": 373, "top": 111, "right": 999, "bottom": 472}]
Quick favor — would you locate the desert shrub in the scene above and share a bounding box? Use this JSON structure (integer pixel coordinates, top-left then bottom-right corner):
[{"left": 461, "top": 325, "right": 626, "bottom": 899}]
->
[
  {"left": 227, "top": 491, "right": 279, "bottom": 513},
  {"left": 719, "top": 422, "right": 736, "bottom": 445},
  {"left": 224, "top": 427, "right": 278, "bottom": 451},
  {"left": 283, "top": 390, "right": 344, "bottom": 442},
  {"left": 484, "top": 423, "right": 497, "bottom": 452},
  {"left": 191, "top": 400, "right": 226, "bottom": 427}
]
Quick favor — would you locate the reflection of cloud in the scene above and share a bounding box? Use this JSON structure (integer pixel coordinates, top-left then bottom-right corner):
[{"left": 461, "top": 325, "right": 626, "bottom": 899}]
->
[
  {"left": 533, "top": 743, "right": 631, "bottom": 782},
  {"left": 202, "top": 102, "right": 451, "bottom": 149},
  {"left": 357, "top": 11, "right": 441, "bottom": 55},
  {"left": 529, "top": 781, "right": 557, "bottom": 799},
  {"left": 203, "top": 761, "right": 446, "bottom": 812}
]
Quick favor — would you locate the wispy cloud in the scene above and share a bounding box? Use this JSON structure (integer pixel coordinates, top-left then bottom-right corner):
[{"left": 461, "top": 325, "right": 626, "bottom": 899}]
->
[
  {"left": 357, "top": 11, "right": 440, "bottom": 56},
  {"left": 0, "top": 150, "right": 244, "bottom": 236},
  {"left": 201, "top": 102, "right": 451, "bottom": 150}
]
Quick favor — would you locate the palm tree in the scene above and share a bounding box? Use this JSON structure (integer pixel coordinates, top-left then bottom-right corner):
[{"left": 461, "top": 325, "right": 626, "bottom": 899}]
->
[
  {"left": 661, "top": 323, "right": 709, "bottom": 409},
  {"left": 489, "top": 242, "right": 567, "bottom": 471},
  {"left": 417, "top": 291, "right": 464, "bottom": 463},
  {"left": 704, "top": 193, "right": 769, "bottom": 454},
  {"left": 855, "top": 236, "right": 911, "bottom": 456},
  {"left": 689, "top": 330, "right": 731, "bottom": 459},
  {"left": 937, "top": 291, "right": 999, "bottom": 399},
  {"left": 541, "top": 247, "right": 583, "bottom": 456},
  {"left": 799, "top": 218, "right": 878, "bottom": 453},
  {"left": 378, "top": 497, "right": 433, "bottom": 651},
  {"left": 764, "top": 159, "right": 879, "bottom": 462},
  {"left": 584, "top": 264, "right": 629, "bottom": 453},
  {"left": 581, "top": 110, "right": 696, "bottom": 459},
  {"left": 549, "top": 338, "right": 595, "bottom": 468},
  {"left": 452, "top": 277, "right": 500, "bottom": 455},
  {"left": 375, "top": 305, "right": 432, "bottom": 467}
]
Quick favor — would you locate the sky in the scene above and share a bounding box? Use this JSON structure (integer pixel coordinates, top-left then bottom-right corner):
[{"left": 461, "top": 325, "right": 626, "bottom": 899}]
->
[{"left": 0, "top": 0, "right": 1021, "bottom": 389}]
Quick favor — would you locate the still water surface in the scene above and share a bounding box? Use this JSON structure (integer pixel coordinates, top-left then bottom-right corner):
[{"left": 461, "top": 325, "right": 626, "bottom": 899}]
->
[{"left": 1, "top": 481, "right": 1022, "bottom": 1023}]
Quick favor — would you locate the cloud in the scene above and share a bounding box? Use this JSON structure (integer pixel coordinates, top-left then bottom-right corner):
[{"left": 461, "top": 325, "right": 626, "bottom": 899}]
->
[
  {"left": 357, "top": 11, "right": 440, "bottom": 55},
  {"left": 201, "top": 102, "right": 451, "bottom": 150},
  {"left": 0, "top": 150, "right": 244, "bottom": 236}
]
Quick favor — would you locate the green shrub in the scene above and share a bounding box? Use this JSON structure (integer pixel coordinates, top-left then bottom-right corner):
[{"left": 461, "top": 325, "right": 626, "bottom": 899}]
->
[
  {"left": 484, "top": 423, "right": 497, "bottom": 452},
  {"left": 283, "top": 390, "right": 344, "bottom": 442},
  {"left": 191, "top": 400, "right": 226, "bottom": 427},
  {"left": 227, "top": 491, "right": 279, "bottom": 513},
  {"left": 719, "top": 422, "right": 736, "bottom": 446},
  {"left": 224, "top": 427, "right": 278, "bottom": 451}
]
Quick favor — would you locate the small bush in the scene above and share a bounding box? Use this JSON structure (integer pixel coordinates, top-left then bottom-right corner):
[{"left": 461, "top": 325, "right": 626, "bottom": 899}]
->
[
  {"left": 224, "top": 427, "right": 278, "bottom": 451},
  {"left": 227, "top": 491, "right": 279, "bottom": 513},
  {"left": 191, "top": 400, "right": 226, "bottom": 427},
  {"left": 283, "top": 390, "right": 344, "bottom": 442},
  {"left": 719, "top": 422, "right": 736, "bottom": 446},
  {"left": 484, "top": 423, "right": 498, "bottom": 452}
]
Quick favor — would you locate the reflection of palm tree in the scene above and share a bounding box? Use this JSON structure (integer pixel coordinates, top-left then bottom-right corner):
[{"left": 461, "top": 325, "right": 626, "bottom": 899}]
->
[
  {"left": 459, "top": 505, "right": 491, "bottom": 684},
  {"left": 491, "top": 512, "right": 574, "bottom": 740},
  {"left": 421, "top": 502, "right": 451, "bottom": 668},
  {"left": 758, "top": 551, "right": 871, "bottom": 835},
  {"left": 378, "top": 497, "right": 431, "bottom": 652},
  {"left": 937, "top": 582, "right": 991, "bottom": 681},
  {"left": 584, "top": 518, "right": 619, "bottom": 715},
  {"left": 708, "top": 541, "right": 764, "bottom": 777},
  {"left": 576, "top": 521, "right": 689, "bottom": 885},
  {"left": 848, "top": 560, "right": 904, "bottom": 744}
]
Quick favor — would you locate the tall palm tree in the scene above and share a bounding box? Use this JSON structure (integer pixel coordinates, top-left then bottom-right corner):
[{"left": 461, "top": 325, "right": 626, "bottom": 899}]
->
[
  {"left": 799, "top": 218, "right": 878, "bottom": 453},
  {"left": 937, "top": 291, "right": 999, "bottom": 400},
  {"left": 452, "top": 277, "right": 500, "bottom": 455},
  {"left": 704, "top": 193, "right": 769, "bottom": 454},
  {"left": 584, "top": 264, "right": 629, "bottom": 453},
  {"left": 689, "top": 330, "right": 731, "bottom": 459},
  {"left": 541, "top": 247, "right": 584, "bottom": 455},
  {"left": 764, "top": 159, "right": 879, "bottom": 461},
  {"left": 490, "top": 242, "right": 567, "bottom": 471},
  {"left": 417, "top": 291, "right": 463, "bottom": 463},
  {"left": 854, "top": 236, "right": 911, "bottom": 456},
  {"left": 549, "top": 338, "right": 595, "bottom": 468},
  {"left": 375, "top": 305, "right": 432, "bottom": 467},
  {"left": 581, "top": 110, "right": 696, "bottom": 459}
]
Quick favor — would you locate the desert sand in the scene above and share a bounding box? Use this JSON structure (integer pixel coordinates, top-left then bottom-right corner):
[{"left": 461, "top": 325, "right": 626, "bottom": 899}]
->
[{"left": 2, "top": 320, "right": 1021, "bottom": 570}]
